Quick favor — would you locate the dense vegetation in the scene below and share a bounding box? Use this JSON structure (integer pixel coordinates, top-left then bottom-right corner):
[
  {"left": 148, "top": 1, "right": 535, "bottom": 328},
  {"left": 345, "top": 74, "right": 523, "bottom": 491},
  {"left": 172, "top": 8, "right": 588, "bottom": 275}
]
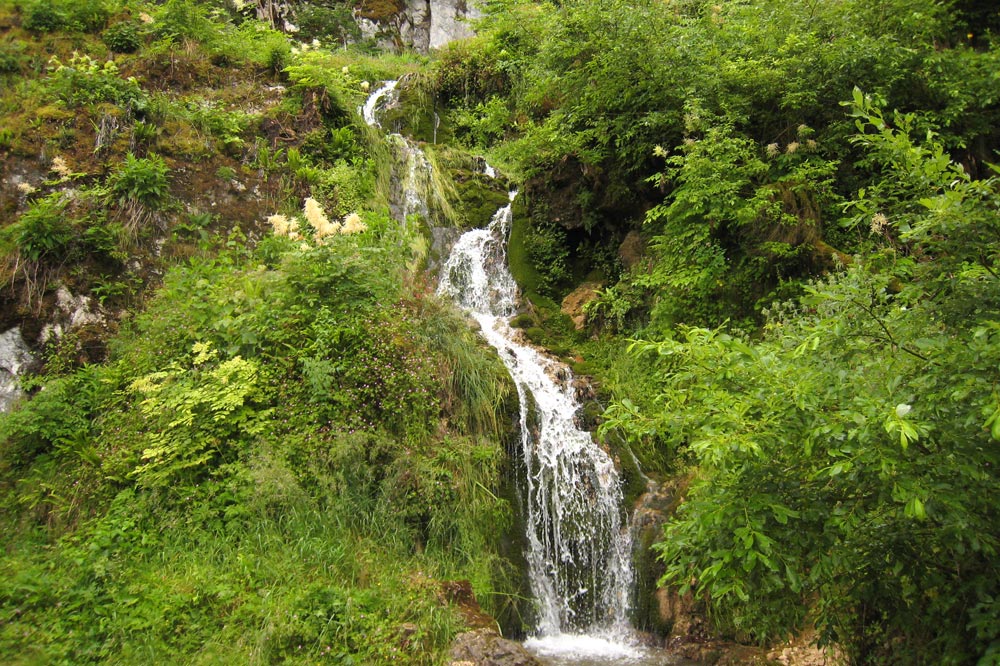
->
[
  {"left": 426, "top": 1, "right": 1000, "bottom": 664},
  {"left": 0, "top": 2, "right": 522, "bottom": 664},
  {"left": 1, "top": 0, "right": 999, "bottom": 664}
]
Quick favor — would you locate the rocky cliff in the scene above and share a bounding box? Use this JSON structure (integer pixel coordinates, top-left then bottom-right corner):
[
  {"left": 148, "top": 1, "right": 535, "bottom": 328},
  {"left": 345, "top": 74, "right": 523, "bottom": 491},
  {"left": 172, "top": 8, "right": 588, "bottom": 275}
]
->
[{"left": 358, "top": 0, "right": 481, "bottom": 52}]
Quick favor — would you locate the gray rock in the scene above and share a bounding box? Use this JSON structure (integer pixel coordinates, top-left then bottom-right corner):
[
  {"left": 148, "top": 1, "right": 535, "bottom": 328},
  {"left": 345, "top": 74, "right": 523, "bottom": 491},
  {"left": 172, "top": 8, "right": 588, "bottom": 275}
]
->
[
  {"left": 449, "top": 629, "right": 542, "bottom": 666},
  {"left": 397, "top": 0, "right": 482, "bottom": 53},
  {"left": 0, "top": 328, "right": 37, "bottom": 413}
]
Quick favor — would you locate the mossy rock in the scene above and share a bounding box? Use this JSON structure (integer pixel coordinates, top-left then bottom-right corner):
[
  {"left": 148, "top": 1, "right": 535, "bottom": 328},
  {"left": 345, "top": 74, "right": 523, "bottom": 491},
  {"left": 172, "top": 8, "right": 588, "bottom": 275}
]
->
[
  {"left": 509, "top": 313, "right": 535, "bottom": 329},
  {"left": 576, "top": 399, "right": 603, "bottom": 431},
  {"left": 523, "top": 327, "right": 545, "bottom": 344},
  {"left": 507, "top": 202, "right": 544, "bottom": 299},
  {"left": 453, "top": 175, "right": 510, "bottom": 229},
  {"left": 357, "top": 0, "right": 406, "bottom": 22}
]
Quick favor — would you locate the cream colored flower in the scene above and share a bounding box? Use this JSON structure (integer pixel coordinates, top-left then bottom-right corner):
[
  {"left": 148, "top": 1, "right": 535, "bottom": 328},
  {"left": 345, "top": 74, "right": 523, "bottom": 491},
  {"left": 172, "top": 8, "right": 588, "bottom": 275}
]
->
[
  {"left": 340, "top": 212, "right": 367, "bottom": 235},
  {"left": 785, "top": 141, "right": 800, "bottom": 155},
  {"left": 139, "top": 12, "right": 154, "bottom": 23},
  {"left": 268, "top": 213, "right": 292, "bottom": 236},
  {"left": 766, "top": 143, "right": 780, "bottom": 157},
  {"left": 304, "top": 197, "right": 340, "bottom": 239},
  {"left": 870, "top": 212, "right": 889, "bottom": 235},
  {"left": 50, "top": 156, "right": 73, "bottom": 178},
  {"left": 16, "top": 182, "right": 37, "bottom": 195}
]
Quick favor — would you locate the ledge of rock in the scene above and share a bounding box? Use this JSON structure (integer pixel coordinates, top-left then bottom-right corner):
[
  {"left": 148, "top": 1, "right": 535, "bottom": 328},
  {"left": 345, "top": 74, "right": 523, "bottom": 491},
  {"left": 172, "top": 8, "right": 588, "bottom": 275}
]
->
[{"left": 449, "top": 628, "right": 542, "bottom": 666}]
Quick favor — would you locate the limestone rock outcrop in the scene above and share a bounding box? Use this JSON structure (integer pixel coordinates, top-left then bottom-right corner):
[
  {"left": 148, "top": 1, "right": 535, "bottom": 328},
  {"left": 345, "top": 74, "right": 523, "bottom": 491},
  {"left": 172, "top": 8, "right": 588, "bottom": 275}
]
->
[
  {"left": 0, "top": 328, "right": 37, "bottom": 413},
  {"left": 362, "top": 0, "right": 482, "bottom": 53}
]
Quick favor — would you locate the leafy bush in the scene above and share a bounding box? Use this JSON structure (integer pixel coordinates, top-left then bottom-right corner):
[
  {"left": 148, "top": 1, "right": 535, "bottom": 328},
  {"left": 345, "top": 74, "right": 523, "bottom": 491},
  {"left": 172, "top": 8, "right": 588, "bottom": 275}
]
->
[
  {"left": 294, "top": 4, "right": 361, "bottom": 46},
  {"left": 152, "top": 0, "right": 214, "bottom": 43},
  {"left": 107, "top": 153, "right": 170, "bottom": 209},
  {"left": 102, "top": 21, "right": 142, "bottom": 53},
  {"left": 66, "top": 0, "right": 111, "bottom": 33},
  {"left": 525, "top": 219, "right": 570, "bottom": 295},
  {"left": 45, "top": 53, "right": 146, "bottom": 109},
  {"left": 0, "top": 40, "right": 26, "bottom": 74},
  {"left": 6, "top": 193, "right": 74, "bottom": 263},
  {"left": 22, "top": 0, "right": 112, "bottom": 33},
  {"left": 602, "top": 91, "right": 1000, "bottom": 664},
  {"left": 21, "top": 0, "right": 66, "bottom": 32}
]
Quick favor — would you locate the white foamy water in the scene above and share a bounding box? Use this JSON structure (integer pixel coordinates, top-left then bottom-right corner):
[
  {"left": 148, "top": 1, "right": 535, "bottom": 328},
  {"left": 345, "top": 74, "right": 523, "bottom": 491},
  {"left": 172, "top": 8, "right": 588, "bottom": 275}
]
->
[
  {"left": 361, "top": 80, "right": 398, "bottom": 128},
  {"left": 438, "top": 195, "right": 634, "bottom": 644}
]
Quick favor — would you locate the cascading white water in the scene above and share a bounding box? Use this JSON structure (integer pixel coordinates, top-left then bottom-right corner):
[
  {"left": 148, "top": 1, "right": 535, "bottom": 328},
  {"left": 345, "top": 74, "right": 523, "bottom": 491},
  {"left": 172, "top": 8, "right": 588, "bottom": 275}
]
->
[
  {"left": 437, "top": 196, "right": 639, "bottom": 659},
  {"left": 361, "top": 80, "right": 398, "bottom": 128},
  {"left": 364, "top": 83, "right": 651, "bottom": 663},
  {"left": 362, "top": 80, "right": 433, "bottom": 227}
]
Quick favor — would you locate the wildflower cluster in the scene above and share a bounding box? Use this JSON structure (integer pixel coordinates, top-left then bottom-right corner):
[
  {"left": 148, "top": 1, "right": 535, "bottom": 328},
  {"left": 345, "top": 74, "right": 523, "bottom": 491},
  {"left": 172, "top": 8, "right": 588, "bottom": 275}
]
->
[
  {"left": 268, "top": 199, "right": 367, "bottom": 244},
  {"left": 49, "top": 156, "right": 74, "bottom": 179},
  {"left": 870, "top": 212, "right": 890, "bottom": 236}
]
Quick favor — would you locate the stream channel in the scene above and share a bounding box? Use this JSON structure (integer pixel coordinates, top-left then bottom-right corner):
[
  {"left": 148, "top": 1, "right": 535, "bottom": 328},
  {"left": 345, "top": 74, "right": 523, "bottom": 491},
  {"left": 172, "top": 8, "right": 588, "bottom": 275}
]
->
[{"left": 363, "top": 82, "right": 695, "bottom": 666}]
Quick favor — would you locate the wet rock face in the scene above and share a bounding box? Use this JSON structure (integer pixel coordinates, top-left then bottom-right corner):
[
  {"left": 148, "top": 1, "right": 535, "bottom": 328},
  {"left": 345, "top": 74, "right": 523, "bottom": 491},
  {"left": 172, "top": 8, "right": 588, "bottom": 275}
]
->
[
  {"left": 0, "top": 328, "right": 37, "bottom": 413},
  {"left": 449, "top": 628, "right": 543, "bottom": 666}
]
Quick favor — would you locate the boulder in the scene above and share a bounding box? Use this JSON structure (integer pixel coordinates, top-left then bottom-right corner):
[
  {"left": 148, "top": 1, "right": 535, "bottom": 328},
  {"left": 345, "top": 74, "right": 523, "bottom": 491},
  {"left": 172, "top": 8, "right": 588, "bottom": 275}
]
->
[
  {"left": 618, "top": 230, "right": 646, "bottom": 269},
  {"left": 0, "top": 328, "right": 36, "bottom": 413},
  {"left": 449, "top": 628, "right": 542, "bottom": 666},
  {"left": 560, "top": 281, "right": 602, "bottom": 330}
]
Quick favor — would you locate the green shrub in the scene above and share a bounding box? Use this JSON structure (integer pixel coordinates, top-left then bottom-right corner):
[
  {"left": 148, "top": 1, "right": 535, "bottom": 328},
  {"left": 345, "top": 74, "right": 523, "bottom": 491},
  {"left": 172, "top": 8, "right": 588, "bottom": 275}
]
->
[
  {"left": 108, "top": 153, "right": 170, "bottom": 209},
  {"left": 0, "top": 40, "right": 26, "bottom": 74},
  {"left": 21, "top": 1, "right": 66, "bottom": 32},
  {"left": 102, "top": 21, "right": 142, "bottom": 53},
  {"left": 66, "top": 0, "right": 111, "bottom": 33},
  {"left": 45, "top": 52, "right": 147, "bottom": 109},
  {"left": 22, "top": 0, "right": 112, "bottom": 33},
  {"left": 525, "top": 220, "right": 570, "bottom": 295},
  {"left": 152, "top": 0, "right": 213, "bottom": 43},
  {"left": 294, "top": 4, "right": 361, "bottom": 46},
  {"left": 8, "top": 193, "right": 74, "bottom": 262}
]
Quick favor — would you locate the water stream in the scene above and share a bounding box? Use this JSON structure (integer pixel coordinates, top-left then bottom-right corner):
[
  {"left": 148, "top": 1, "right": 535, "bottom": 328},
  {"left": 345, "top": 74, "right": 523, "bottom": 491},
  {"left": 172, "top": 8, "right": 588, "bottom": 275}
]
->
[
  {"left": 436, "top": 200, "right": 645, "bottom": 663},
  {"left": 363, "top": 83, "right": 692, "bottom": 665}
]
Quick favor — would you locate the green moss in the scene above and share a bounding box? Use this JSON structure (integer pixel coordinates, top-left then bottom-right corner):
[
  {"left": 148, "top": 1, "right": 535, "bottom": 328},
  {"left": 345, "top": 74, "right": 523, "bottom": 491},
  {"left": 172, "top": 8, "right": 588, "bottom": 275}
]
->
[
  {"left": 510, "top": 313, "right": 535, "bottom": 329},
  {"left": 453, "top": 174, "right": 510, "bottom": 229},
  {"left": 523, "top": 326, "right": 545, "bottom": 343},
  {"left": 507, "top": 201, "right": 544, "bottom": 299}
]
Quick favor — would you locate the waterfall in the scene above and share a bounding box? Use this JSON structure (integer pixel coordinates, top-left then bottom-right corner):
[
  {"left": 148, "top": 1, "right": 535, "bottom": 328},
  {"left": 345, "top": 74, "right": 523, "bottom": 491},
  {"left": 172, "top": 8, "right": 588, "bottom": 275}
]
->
[
  {"left": 363, "top": 83, "right": 644, "bottom": 662},
  {"left": 436, "top": 197, "right": 638, "bottom": 656}
]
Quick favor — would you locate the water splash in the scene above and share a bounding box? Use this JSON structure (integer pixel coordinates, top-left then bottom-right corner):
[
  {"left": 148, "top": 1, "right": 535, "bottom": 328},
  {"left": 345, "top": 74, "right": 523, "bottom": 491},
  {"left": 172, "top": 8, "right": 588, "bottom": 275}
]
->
[{"left": 438, "top": 196, "right": 635, "bottom": 644}]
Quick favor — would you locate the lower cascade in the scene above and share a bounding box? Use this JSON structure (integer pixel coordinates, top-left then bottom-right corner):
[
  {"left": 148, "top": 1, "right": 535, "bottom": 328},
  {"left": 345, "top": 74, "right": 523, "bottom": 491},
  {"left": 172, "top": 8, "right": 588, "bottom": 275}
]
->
[{"left": 437, "top": 196, "right": 640, "bottom": 661}]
